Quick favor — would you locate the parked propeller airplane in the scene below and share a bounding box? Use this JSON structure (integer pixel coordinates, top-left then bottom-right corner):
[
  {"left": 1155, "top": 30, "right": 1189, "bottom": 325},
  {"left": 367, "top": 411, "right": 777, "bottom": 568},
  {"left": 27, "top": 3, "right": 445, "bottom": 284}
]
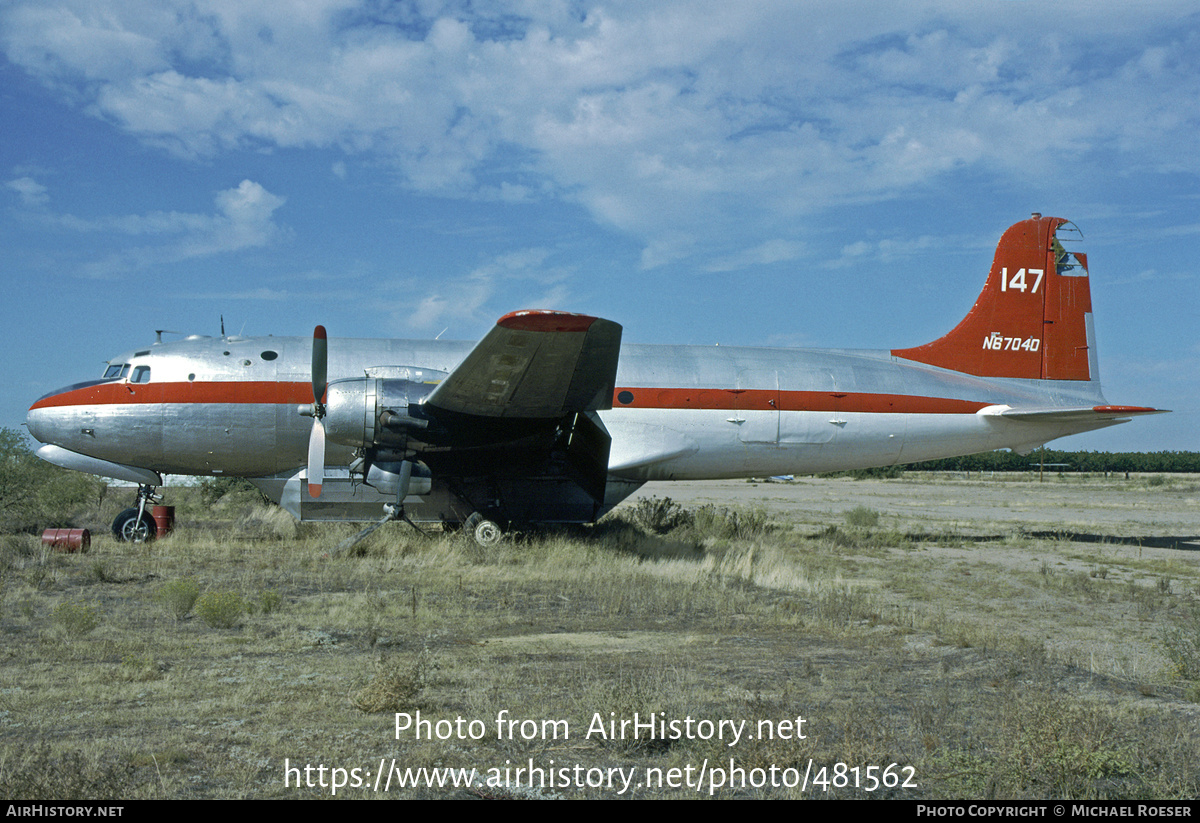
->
[{"left": 27, "top": 215, "right": 1165, "bottom": 545}]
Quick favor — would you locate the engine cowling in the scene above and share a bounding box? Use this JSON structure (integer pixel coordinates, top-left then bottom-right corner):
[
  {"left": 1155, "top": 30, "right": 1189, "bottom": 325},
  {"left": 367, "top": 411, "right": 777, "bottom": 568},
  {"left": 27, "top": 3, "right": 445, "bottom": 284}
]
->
[{"left": 323, "top": 372, "right": 445, "bottom": 451}]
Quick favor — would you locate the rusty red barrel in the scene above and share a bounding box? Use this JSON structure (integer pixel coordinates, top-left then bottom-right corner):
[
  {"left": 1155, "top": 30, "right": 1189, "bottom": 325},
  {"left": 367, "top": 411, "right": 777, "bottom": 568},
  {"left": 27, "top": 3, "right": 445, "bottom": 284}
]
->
[
  {"left": 41, "top": 528, "right": 90, "bottom": 553},
  {"left": 151, "top": 505, "right": 175, "bottom": 537}
]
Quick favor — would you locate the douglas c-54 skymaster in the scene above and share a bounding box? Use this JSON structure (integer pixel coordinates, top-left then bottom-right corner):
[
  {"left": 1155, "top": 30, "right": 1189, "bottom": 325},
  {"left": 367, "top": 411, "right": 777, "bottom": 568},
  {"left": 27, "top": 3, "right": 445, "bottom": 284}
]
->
[{"left": 27, "top": 215, "right": 1165, "bottom": 545}]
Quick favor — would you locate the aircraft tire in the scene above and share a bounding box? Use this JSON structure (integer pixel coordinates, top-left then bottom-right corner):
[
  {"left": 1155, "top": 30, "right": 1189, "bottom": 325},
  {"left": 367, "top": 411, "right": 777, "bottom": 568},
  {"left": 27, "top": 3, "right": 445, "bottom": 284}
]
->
[
  {"left": 112, "top": 508, "right": 157, "bottom": 543},
  {"left": 472, "top": 518, "right": 503, "bottom": 547}
]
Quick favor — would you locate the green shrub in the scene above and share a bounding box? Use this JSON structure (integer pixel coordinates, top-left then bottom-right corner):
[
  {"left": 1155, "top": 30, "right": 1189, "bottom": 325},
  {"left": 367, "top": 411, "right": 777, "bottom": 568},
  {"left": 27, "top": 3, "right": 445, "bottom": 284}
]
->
[
  {"left": 51, "top": 601, "right": 100, "bottom": 638},
  {"left": 630, "top": 496, "right": 690, "bottom": 533},
  {"left": 689, "top": 504, "right": 771, "bottom": 541},
  {"left": 196, "top": 591, "right": 245, "bottom": 628},
  {"left": 844, "top": 505, "right": 881, "bottom": 529},
  {"left": 257, "top": 589, "right": 283, "bottom": 614},
  {"left": 350, "top": 653, "right": 428, "bottom": 713},
  {"left": 117, "top": 653, "right": 162, "bottom": 682},
  {"left": 155, "top": 578, "right": 200, "bottom": 620}
]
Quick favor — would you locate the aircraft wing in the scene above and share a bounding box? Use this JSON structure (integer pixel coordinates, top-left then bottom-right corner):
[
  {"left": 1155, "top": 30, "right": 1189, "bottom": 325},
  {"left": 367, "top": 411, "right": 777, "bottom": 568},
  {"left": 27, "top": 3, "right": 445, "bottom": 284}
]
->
[
  {"left": 425, "top": 310, "right": 622, "bottom": 419},
  {"left": 980, "top": 404, "right": 1168, "bottom": 422}
]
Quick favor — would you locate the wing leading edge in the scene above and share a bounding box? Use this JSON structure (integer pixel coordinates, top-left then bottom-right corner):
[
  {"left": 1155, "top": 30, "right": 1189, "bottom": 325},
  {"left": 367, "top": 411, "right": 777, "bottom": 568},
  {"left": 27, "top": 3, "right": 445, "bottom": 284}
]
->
[{"left": 425, "top": 310, "right": 622, "bottom": 420}]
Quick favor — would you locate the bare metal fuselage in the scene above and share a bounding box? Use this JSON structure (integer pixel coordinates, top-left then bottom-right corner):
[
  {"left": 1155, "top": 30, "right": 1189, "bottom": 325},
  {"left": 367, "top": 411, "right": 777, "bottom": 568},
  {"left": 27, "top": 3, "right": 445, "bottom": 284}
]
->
[
  {"left": 27, "top": 332, "right": 1117, "bottom": 522},
  {"left": 26, "top": 216, "right": 1162, "bottom": 528}
]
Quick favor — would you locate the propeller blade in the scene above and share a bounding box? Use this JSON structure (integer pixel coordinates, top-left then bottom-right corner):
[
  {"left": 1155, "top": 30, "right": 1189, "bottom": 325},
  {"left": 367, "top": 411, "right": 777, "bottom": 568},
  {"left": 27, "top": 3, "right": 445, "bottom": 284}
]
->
[
  {"left": 307, "top": 417, "right": 325, "bottom": 498},
  {"left": 395, "top": 459, "right": 413, "bottom": 500},
  {"left": 312, "top": 325, "right": 327, "bottom": 404}
]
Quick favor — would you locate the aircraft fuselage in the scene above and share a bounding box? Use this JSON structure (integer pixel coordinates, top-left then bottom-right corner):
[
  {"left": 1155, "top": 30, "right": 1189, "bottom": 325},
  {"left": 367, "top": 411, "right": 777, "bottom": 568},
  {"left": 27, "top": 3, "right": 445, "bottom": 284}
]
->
[
  {"left": 26, "top": 215, "right": 1164, "bottom": 532},
  {"left": 29, "top": 332, "right": 1117, "bottom": 482}
]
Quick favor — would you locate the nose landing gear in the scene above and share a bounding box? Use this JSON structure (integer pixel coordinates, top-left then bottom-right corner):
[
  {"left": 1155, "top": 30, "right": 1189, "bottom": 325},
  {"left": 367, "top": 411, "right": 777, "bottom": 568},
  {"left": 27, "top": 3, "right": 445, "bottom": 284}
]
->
[{"left": 111, "top": 484, "right": 161, "bottom": 543}]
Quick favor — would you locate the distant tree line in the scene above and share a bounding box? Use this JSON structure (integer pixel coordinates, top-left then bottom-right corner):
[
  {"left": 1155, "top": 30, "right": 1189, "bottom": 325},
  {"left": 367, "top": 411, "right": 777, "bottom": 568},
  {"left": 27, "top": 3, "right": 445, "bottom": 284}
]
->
[{"left": 903, "top": 449, "right": 1200, "bottom": 474}]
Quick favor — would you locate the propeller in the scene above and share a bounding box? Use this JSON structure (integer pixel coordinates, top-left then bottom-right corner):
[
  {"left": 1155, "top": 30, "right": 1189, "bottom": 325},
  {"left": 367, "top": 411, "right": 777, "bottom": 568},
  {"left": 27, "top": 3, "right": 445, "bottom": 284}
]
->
[{"left": 307, "top": 325, "right": 328, "bottom": 498}]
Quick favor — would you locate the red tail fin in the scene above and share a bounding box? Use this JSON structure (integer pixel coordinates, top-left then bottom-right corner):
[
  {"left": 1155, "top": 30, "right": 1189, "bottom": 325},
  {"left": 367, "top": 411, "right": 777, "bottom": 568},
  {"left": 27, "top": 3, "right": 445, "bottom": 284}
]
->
[{"left": 892, "top": 215, "right": 1093, "bottom": 381}]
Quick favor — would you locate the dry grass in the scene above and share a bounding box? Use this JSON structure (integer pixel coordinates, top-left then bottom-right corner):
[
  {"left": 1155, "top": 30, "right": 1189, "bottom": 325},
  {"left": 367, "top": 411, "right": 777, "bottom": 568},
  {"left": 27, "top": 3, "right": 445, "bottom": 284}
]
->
[{"left": 0, "top": 476, "right": 1197, "bottom": 799}]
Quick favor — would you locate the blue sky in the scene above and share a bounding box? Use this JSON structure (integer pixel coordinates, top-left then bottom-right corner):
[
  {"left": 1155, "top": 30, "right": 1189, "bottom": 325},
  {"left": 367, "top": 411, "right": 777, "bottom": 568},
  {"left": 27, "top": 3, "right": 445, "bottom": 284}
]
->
[{"left": 2, "top": 0, "right": 1196, "bottom": 452}]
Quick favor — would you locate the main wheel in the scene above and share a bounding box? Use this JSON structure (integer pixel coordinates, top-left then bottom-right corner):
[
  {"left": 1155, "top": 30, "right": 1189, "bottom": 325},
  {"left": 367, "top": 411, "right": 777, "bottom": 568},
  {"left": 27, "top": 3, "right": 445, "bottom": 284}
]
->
[
  {"left": 112, "top": 508, "right": 157, "bottom": 543},
  {"left": 472, "top": 518, "right": 503, "bottom": 547}
]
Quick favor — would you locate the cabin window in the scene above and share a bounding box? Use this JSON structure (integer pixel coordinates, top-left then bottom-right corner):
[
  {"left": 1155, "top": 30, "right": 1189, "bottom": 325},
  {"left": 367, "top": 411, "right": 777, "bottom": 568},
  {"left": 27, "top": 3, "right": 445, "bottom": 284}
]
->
[
  {"left": 130, "top": 365, "right": 151, "bottom": 384},
  {"left": 261, "top": 350, "right": 278, "bottom": 361}
]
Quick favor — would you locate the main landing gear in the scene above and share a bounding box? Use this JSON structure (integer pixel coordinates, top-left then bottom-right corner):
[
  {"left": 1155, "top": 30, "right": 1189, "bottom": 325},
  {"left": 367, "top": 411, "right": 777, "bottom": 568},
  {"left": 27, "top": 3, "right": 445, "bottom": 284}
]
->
[
  {"left": 111, "top": 484, "right": 161, "bottom": 543},
  {"left": 462, "top": 512, "right": 504, "bottom": 547}
]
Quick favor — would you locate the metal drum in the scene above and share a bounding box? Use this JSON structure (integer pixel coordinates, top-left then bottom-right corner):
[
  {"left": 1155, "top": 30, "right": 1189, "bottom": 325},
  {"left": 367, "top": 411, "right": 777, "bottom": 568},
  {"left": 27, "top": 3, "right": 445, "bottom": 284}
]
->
[{"left": 41, "top": 528, "right": 91, "bottom": 553}]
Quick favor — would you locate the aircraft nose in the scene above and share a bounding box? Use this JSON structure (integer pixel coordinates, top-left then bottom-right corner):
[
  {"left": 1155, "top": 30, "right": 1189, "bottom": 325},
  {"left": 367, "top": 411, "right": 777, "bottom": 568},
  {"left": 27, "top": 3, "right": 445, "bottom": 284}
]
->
[
  {"left": 26, "top": 382, "right": 89, "bottom": 446},
  {"left": 27, "top": 391, "right": 62, "bottom": 445}
]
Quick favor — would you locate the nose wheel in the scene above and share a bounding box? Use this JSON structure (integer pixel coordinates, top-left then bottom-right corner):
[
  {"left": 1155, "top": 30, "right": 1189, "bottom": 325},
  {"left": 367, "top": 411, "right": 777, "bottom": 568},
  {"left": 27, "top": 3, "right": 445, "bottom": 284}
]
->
[
  {"left": 112, "top": 508, "right": 157, "bottom": 543},
  {"left": 112, "top": 484, "right": 162, "bottom": 543}
]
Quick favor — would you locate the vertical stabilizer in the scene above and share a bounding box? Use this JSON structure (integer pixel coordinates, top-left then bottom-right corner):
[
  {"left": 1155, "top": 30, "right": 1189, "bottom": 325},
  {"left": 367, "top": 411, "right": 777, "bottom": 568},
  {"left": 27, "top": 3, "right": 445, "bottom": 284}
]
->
[{"left": 891, "top": 215, "right": 1093, "bottom": 381}]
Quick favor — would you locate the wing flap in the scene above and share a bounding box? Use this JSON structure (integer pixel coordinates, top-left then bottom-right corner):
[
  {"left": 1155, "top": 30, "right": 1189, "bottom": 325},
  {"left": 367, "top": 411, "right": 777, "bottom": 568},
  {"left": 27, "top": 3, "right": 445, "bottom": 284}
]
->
[{"left": 426, "top": 310, "right": 622, "bottom": 419}]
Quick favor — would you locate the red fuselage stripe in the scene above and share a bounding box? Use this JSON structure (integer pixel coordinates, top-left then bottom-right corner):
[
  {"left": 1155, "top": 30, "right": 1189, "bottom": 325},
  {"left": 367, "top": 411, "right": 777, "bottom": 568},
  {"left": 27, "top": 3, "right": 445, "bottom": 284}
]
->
[
  {"left": 613, "top": 387, "right": 988, "bottom": 414},
  {"left": 31, "top": 381, "right": 990, "bottom": 415},
  {"left": 30, "top": 381, "right": 314, "bottom": 409}
]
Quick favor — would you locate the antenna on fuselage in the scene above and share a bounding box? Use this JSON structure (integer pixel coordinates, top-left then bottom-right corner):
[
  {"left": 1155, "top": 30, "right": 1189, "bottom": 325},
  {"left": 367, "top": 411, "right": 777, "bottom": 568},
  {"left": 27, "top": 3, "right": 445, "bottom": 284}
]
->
[
  {"left": 154, "top": 330, "right": 187, "bottom": 345},
  {"left": 220, "top": 315, "right": 226, "bottom": 338}
]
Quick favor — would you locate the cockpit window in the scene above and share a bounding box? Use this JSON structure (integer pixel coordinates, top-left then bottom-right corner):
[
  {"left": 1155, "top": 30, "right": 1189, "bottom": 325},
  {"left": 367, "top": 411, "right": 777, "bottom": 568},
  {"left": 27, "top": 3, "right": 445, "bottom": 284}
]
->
[
  {"left": 130, "top": 365, "right": 151, "bottom": 384},
  {"left": 103, "top": 364, "right": 130, "bottom": 380}
]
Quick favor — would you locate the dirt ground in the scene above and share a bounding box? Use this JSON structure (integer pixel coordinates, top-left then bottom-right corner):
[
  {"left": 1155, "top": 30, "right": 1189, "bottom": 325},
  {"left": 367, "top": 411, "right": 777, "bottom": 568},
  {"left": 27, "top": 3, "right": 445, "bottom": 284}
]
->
[
  {"left": 636, "top": 474, "right": 1200, "bottom": 542},
  {"left": 631, "top": 473, "right": 1200, "bottom": 684},
  {"left": 2, "top": 473, "right": 1198, "bottom": 799}
]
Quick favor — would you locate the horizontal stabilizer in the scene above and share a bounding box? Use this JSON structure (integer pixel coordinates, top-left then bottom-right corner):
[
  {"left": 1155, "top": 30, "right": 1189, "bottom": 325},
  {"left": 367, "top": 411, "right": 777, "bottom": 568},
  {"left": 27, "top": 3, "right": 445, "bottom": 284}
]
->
[
  {"left": 427, "top": 310, "right": 622, "bottom": 419},
  {"left": 979, "top": 404, "right": 1167, "bottom": 422}
]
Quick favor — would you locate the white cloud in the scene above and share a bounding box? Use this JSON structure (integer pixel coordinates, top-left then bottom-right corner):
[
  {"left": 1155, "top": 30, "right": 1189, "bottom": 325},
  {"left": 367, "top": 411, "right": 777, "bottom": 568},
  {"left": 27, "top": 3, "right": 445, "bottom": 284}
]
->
[
  {"left": 823, "top": 233, "right": 946, "bottom": 270},
  {"left": 6, "top": 176, "right": 49, "bottom": 207},
  {"left": 26, "top": 179, "right": 289, "bottom": 277},
  {"left": 4, "top": 0, "right": 1200, "bottom": 267},
  {"left": 389, "top": 245, "right": 575, "bottom": 332},
  {"left": 704, "top": 239, "right": 807, "bottom": 273}
]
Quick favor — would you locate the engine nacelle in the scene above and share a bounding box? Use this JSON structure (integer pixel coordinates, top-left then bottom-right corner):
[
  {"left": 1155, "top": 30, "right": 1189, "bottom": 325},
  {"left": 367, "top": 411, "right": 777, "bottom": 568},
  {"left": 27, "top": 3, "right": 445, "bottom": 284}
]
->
[
  {"left": 362, "top": 460, "right": 433, "bottom": 497},
  {"left": 323, "top": 371, "right": 445, "bottom": 449}
]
